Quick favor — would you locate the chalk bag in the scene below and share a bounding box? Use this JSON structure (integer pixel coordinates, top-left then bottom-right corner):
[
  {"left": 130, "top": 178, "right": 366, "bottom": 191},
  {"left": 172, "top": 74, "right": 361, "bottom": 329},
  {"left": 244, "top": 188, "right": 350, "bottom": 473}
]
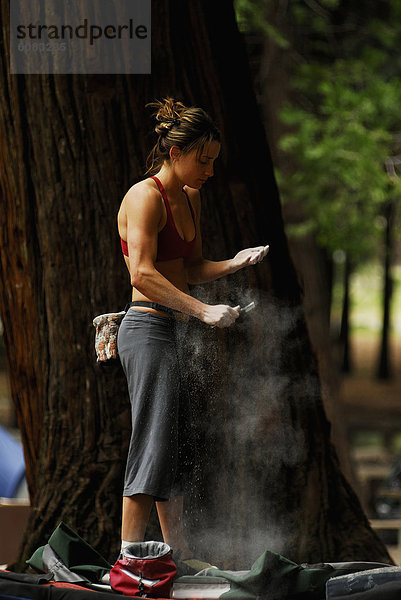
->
[{"left": 110, "top": 541, "right": 177, "bottom": 598}]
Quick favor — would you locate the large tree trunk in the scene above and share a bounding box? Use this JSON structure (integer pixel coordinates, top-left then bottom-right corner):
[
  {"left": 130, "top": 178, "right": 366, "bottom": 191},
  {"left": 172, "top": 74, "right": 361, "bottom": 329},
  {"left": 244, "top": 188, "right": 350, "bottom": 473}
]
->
[{"left": 0, "top": 0, "right": 391, "bottom": 571}]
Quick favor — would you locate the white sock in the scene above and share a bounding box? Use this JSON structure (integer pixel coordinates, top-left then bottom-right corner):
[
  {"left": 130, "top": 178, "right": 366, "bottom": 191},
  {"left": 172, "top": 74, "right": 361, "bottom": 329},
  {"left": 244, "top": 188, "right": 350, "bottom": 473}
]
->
[{"left": 121, "top": 539, "right": 132, "bottom": 553}]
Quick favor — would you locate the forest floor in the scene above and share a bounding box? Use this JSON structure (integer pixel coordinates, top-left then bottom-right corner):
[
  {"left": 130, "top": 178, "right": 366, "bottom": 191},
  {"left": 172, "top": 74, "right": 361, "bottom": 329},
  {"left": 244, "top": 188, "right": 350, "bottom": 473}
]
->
[
  {"left": 340, "top": 334, "right": 401, "bottom": 449},
  {"left": 340, "top": 332, "right": 401, "bottom": 408},
  {"left": 337, "top": 332, "right": 401, "bottom": 565}
]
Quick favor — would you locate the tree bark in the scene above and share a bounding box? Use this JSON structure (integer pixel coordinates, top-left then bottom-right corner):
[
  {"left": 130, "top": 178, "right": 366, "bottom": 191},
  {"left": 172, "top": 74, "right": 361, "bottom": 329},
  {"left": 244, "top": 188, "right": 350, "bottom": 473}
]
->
[
  {"left": 376, "top": 200, "right": 394, "bottom": 379},
  {"left": 0, "top": 0, "right": 391, "bottom": 571},
  {"left": 340, "top": 255, "right": 353, "bottom": 374}
]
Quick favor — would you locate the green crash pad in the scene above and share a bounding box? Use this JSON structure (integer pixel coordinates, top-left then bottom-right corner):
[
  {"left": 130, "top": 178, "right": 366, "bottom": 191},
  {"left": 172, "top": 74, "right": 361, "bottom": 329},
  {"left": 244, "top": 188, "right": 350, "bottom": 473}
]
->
[{"left": 27, "top": 521, "right": 112, "bottom": 584}]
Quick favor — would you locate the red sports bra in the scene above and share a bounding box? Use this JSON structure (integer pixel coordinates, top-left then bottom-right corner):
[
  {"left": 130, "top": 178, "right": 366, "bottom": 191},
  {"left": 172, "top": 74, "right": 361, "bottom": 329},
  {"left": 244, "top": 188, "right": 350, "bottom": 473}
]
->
[{"left": 120, "top": 176, "right": 197, "bottom": 262}]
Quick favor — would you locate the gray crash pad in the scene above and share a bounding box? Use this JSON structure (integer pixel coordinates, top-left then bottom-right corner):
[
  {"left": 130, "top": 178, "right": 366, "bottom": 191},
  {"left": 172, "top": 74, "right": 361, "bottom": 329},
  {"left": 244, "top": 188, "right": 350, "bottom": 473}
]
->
[{"left": 326, "top": 565, "right": 401, "bottom": 599}]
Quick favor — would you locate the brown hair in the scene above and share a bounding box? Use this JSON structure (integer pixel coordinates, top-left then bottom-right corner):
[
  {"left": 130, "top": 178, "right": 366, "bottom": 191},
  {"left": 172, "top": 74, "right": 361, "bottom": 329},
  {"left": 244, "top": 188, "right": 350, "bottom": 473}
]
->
[{"left": 145, "top": 97, "right": 221, "bottom": 174}]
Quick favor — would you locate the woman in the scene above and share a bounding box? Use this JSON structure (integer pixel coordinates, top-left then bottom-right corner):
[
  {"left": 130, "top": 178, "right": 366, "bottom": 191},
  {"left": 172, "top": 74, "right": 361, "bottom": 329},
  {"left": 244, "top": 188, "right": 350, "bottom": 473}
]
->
[{"left": 117, "top": 97, "right": 269, "bottom": 566}]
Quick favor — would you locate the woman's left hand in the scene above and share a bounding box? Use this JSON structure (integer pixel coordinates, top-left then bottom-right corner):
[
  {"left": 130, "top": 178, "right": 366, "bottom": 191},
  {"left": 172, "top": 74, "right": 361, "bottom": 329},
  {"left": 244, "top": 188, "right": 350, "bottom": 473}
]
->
[{"left": 231, "top": 245, "right": 269, "bottom": 273}]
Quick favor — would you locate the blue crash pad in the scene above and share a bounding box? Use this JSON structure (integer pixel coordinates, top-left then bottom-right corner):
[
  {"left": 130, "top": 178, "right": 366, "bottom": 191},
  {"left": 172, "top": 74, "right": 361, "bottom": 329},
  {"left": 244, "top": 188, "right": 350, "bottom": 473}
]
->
[{"left": 0, "top": 425, "right": 25, "bottom": 497}]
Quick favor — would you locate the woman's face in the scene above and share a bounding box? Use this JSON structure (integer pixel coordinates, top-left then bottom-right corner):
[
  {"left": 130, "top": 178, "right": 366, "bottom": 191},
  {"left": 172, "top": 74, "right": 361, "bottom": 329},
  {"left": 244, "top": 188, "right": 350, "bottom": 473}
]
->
[{"left": 172, "top": 140, "right": 221, "bottom": 189}]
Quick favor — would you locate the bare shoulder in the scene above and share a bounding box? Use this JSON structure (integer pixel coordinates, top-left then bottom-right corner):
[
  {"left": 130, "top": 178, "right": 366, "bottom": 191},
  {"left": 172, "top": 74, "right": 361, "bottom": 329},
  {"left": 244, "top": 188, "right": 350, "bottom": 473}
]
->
[
  {"left": 124, "top": 179, "right": 161, "bottom": 209},
  {"left": 120, "top": 178, "right": 164, "bottom": 222},
  {"left": 118, "top": 179, "right": 163, "bottom": 237}
]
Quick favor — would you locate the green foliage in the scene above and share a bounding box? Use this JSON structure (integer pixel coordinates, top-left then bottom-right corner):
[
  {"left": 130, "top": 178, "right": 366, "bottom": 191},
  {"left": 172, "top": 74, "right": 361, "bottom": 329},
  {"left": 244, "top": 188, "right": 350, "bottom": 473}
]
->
[
  {"left": 279, "top": 57, "right": 401, "bottom": 259},
  {"left": 278, "top": 5, "right": 401, "bottom": 260},
  {"left": 234, "top": 1, "right": 401, "bottom": 262}
]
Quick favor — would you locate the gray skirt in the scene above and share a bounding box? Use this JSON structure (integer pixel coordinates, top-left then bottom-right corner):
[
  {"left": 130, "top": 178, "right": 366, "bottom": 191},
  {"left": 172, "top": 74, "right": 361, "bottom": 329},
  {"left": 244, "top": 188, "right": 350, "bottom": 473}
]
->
[{"left": 117, "top": 309, "right": 194, "bottom": 501}]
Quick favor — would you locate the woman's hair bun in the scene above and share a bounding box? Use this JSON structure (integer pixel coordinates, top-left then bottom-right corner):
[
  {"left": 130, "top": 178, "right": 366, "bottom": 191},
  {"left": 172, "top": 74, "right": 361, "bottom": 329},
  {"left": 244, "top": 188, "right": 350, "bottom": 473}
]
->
[{"left": 146, "top": 97, "right": 186, "bottom": 135}]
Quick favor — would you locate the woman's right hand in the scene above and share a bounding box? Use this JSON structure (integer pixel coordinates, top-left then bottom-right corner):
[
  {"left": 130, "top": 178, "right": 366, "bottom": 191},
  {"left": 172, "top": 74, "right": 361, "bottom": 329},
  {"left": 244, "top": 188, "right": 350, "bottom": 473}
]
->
[{"left": 202, "top": 304, "right": 240, "bottom": 328}]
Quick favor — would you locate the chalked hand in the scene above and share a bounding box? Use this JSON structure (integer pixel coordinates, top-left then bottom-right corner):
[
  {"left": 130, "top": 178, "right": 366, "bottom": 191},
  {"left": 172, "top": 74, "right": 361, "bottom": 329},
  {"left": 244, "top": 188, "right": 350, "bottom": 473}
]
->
[
  {"left": 231, "top": 245, "right": 269, "bottom": 272},
  {"left": 203, "top": 304, "right": 240, "bottom": 328}
]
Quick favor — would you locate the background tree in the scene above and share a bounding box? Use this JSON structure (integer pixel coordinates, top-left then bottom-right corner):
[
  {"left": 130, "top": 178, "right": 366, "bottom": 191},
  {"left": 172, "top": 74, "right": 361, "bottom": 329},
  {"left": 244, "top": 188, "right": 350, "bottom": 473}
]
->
[
  {"left": 376, "top": 198, "right": 397, "bottom": 379},
  {"left": 0, "top": 0, "right": 391, "bottom": 571}
]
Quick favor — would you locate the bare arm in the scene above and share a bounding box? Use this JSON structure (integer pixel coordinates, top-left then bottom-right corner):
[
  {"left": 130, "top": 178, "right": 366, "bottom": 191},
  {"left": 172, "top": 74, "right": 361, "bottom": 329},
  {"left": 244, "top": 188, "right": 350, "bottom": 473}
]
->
[
  {"left": 184, "top": 190, "right": 269, "bottom": 285},
  {"left": 186, "top": 258, "right": 235, "bottom": 284},
  {"left": 125, "top": 186, "right": 239, "bottom": 327}
]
